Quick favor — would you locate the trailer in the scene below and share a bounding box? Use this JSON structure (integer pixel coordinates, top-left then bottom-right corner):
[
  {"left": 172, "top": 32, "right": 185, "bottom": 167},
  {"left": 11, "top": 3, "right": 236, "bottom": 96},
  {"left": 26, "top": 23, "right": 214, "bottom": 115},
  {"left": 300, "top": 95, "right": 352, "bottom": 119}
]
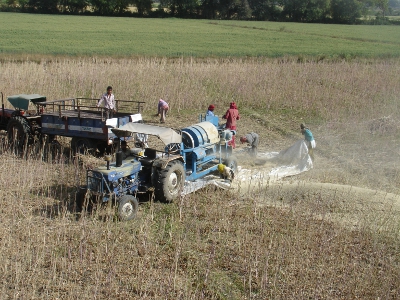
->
[{"left": 0, "top": 92, "right": 145, "bottom": 155}]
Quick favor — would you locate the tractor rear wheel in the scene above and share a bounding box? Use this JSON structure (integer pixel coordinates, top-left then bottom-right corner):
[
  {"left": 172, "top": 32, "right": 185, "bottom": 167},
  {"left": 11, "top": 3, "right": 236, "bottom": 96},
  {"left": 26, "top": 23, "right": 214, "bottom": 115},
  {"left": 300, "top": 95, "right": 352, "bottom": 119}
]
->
[
  {"left": 6, "top": 116, "right": 33, "bottom": 155},
  {"left": 155, "top": 160, "right": 185, "bottom": 203},
  {"left": 118, "top": 195, "right": 139, "bottom": 221}
]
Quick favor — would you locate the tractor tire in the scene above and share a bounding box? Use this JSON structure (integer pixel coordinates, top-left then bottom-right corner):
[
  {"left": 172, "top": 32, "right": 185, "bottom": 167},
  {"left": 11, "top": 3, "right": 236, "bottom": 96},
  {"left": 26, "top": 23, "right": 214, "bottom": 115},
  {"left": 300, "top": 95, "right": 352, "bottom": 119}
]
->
[
  {"left": 75, "top": 187, "right": 88, "bottom": 212},
  {"left": 6, "top": 116, "right": 33, "bottom": 155},
  {"left": 71, "top": 137, "right": 96, "bottom": 156},
  {"left": 155, "top": 160, "right": 185, "bottom": 203},
  {"left": 118, "top": 195, "right": 139, "bottom": 221},
  {"left": 224, "top": 156, "right": 238, "bottom": 173}
]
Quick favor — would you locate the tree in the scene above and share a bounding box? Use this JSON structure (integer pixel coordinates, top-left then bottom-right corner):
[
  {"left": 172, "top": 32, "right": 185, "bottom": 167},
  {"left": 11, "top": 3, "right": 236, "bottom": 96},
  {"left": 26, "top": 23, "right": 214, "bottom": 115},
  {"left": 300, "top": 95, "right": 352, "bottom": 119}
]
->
[
  {"left": 27, "top": 0, "right": 59, "bottom": 12},
  {"left": 200, "top": 0, "right": 218, "bottom": 18},
  {"left": 280, "top": 0, "right": 330, "bottom": 22},
  {"left": 236, "top": 0, "right": 252, "bottom": 19},
  {"left": 330, "top": 0, "right": 363, "bottom": 23},
  {"left": 90, "top": 0, "right": 130, "bottom": 15},
  {"left": 375, "top": 0, "right": 389, "bottom": 17},
  {"left": 388, "top": 0, "right": 399, "bottom": 7},
  {"left": 59, "top": 0, "right": 88, "bottom": 13},
  {"left": 132, "top": 0, "right": 153, "bottom": 15},
  {"left": 247, "top": 0, "right": 281, "bottom": 20},
  {"left": 218, "top": 0, "right": 238, "bottom": 19},
  {"left": 161, "top": 0, "right": 199, "bottom": 17}
]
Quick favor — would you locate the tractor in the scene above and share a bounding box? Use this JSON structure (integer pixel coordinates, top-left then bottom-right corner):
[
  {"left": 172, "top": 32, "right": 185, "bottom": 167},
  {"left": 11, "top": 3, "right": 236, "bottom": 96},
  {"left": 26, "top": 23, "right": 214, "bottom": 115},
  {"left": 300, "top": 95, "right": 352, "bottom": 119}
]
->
[
  {"left": 0, "top": 93, "right": 46, "bottom": 153},
  {"left": 78, "top": 116, "right": 238, "bottom": 221}
]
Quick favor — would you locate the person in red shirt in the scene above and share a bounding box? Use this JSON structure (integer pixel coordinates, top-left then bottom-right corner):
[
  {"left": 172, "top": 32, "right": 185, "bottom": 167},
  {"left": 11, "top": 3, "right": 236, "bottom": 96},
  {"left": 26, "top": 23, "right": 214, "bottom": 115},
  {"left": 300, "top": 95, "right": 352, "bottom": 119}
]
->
[{"left": 223, "top": 102, "right": 240, "bottom": 148}]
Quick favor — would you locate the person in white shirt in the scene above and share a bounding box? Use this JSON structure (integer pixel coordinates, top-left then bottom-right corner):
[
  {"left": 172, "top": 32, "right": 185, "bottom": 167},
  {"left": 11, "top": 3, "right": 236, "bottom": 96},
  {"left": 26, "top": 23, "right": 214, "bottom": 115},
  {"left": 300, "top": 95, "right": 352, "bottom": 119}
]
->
[{"left": 97, "top": 86, "right": 116, "bottom": 119}]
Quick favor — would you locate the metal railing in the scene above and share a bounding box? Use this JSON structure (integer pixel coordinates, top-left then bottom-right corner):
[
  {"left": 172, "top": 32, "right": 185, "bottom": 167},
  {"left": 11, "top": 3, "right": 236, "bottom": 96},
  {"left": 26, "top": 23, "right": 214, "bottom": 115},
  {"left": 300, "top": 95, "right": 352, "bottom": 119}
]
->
[{"left": 36, "top": 98, "right": 146, "bottom": 120}]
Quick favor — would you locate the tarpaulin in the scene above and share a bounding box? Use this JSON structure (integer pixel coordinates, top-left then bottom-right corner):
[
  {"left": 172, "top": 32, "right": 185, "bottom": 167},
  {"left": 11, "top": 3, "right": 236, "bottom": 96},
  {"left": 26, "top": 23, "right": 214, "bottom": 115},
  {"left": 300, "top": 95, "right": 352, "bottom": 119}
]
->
[{"left": 182, "top": 140, "right": 313, "bottom": 195}]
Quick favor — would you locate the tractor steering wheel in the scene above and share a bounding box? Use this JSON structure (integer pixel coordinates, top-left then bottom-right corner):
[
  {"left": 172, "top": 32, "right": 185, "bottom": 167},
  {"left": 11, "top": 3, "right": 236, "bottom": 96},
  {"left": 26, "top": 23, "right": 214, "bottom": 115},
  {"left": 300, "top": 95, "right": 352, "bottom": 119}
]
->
[{"left": 167, "top": 143, "right": 181, "bottom": 154}]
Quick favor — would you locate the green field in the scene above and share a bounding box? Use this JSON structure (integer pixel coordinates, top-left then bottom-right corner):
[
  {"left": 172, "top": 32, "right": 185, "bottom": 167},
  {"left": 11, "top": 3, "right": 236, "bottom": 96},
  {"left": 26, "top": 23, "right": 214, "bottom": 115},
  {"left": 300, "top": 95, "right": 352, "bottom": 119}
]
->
[{"left": 1, "top": 12, "right": 400, "bottom": 58}]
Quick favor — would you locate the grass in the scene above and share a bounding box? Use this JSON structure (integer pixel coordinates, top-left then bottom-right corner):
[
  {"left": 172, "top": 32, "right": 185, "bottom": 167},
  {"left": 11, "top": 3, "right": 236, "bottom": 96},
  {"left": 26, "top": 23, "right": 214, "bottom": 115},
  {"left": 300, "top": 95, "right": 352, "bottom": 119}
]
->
[
  {"left": 1, "top": 12, "right": 400, "bottom": 58},
  {"left": 0, "top": 152, "right": 398, "bottom": 298},
  {"left": 0, "top": 55, "right": 399, "bottom": 298}
]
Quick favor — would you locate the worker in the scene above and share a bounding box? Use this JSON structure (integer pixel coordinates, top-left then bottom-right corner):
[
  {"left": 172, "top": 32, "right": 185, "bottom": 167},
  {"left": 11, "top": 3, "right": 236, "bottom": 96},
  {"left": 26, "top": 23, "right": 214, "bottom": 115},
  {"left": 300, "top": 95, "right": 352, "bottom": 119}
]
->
[
  {"left": 222, "top": 102, "right": 240, "bottom": 148},
  {"left": 240, "top": 132, "right": 259, "bottom": 157},
  {"left": 217, "top": 163, "right": 235, "bottom": 182},
  {"left": 120, "top": 140, "right": 131, "bottom": 159},
  {"left": 97, "top": 86, "right": 116, "bottom": 119},
  {"left": 157, "top": 99, "right": 169, "bottom": 123},
  {"left": 300, "top": 123, "right": 316, "bottom": 160},
  {"left": 206, "top": 104, "right": 215, "bottom": 116}
]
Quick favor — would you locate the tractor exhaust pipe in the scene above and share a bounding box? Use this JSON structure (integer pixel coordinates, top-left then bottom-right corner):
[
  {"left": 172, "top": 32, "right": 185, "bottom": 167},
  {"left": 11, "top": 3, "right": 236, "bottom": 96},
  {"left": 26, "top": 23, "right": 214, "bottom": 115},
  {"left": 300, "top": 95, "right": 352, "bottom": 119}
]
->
[
  {"left": 116, "top": 152, "right": 123, "bottom": 167},
  {"left": 104, "top": 155, "right": 112, "bottom": 170}
]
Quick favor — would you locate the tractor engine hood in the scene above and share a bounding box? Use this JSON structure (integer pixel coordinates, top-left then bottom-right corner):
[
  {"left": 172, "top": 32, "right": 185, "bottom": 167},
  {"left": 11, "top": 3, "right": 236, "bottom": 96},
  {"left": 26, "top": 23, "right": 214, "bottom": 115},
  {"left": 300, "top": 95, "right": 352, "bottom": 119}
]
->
[{"left": 95, "top": 160, "right": 141, "bottom": 181}]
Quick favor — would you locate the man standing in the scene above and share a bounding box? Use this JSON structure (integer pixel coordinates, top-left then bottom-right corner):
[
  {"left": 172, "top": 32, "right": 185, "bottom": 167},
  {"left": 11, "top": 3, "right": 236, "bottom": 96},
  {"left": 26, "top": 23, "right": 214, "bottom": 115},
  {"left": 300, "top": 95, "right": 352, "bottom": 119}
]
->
[
  {"left": 157, "top": 99, "right": 169, "bottom": 123},
  {"left": 97, "top": 86, "right": 115, "bottom": 119},
  {"left": 206, "top": 104, "right": 215, "bottom": 116},
  {"left": 300, "top": 123, "right": 316, "bottom": 160},
  {"left": 240, "top": 132, "right": 259, "bottom": 157},
  {"left": 222, "top": 102, "right": 240, "bottom": 148}
]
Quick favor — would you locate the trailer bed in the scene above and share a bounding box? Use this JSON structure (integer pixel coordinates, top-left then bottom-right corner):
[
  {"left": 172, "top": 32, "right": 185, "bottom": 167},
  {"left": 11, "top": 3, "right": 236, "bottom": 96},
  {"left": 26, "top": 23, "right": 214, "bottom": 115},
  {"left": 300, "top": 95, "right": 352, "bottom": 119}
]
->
[{"left": 39, "top": 98, "right": 143, "bottom": 141}]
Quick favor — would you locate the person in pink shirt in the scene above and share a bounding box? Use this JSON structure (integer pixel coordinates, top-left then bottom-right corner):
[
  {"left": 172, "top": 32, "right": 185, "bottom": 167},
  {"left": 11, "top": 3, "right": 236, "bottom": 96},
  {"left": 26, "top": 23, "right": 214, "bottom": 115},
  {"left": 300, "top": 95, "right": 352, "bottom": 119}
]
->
[
  {"left": 157, "top": 99, "right": 169, "bottom": 123},
  {"left": 223, "top": 102, "right": 240, "bottom": 148}
]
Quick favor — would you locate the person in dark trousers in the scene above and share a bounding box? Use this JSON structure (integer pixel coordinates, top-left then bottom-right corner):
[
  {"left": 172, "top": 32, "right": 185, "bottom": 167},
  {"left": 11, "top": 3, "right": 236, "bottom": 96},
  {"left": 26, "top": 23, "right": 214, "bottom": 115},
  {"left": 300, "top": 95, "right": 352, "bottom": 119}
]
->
[
  {"left": 223, "top": 102, "right": 240, "bottom": 148},
  {"left": 300, "top": 123, "right": 316, "bottom": 160},
  {"left": 240, "top": 132, "right": 259, "bottom": 157},
  {"left": 97, "top": 86, "right": 116, "bottom": 119}
]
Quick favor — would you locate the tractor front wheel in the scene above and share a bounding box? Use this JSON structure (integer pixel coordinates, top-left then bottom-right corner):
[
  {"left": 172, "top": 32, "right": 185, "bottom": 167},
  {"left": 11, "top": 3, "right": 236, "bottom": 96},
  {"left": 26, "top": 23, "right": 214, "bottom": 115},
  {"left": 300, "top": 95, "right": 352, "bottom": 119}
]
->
[
  {"left": 118, "top": 195, "right": 139, "bottom": 221},
  {"left": 155, "top": 160, "right": 185, "bottom": 203}
]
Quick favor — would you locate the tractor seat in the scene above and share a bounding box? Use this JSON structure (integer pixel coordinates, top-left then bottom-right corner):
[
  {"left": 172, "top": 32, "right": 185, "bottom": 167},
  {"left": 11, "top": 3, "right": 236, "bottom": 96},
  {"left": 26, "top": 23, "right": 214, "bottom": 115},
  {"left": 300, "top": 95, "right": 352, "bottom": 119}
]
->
[
  {"left": 144, "top": 148, "right": 157, "bottom": 159},
  {"left": 138, "top": 148, "right": 157, "bottom": 167},
  {"left": 138, "top": 157, "right": 154, "bottom": 167}
]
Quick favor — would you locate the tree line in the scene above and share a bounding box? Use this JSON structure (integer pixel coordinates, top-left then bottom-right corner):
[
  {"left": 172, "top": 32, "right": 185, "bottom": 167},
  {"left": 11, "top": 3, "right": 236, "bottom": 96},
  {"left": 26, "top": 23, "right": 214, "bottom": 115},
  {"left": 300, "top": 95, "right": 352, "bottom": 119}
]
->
[{"left": 1, "top": 0, "right": 399, "bottom": 24}]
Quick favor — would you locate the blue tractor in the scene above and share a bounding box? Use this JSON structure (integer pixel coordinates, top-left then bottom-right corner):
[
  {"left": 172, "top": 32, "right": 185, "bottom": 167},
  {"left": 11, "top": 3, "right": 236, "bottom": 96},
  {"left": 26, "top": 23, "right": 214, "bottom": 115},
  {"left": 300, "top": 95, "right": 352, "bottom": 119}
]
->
[{"left": 79, "top": 116, "right": 237, "bottom": 220}]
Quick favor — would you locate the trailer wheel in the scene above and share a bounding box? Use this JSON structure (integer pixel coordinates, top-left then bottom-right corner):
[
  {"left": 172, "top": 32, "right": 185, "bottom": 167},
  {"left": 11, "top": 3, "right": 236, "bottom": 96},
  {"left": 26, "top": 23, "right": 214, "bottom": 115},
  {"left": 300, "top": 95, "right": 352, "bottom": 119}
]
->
[
  {"left": 71, "top": 137, "right": 95, "bottom": 155},
  {"left": 224, "top": 156, "right": 238, "bottom": 173},
  {"left": 118, "top": 195, "right": 139, "bottom": 221},
  {"left": 6, "top": 116, "right": 32, "bottom": 154},
  {"left": 155, "top": 160, "right": 185, "bottom": 203},
  {"left": 42, "top": 135, "right": 62, "bottom": 162}
]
